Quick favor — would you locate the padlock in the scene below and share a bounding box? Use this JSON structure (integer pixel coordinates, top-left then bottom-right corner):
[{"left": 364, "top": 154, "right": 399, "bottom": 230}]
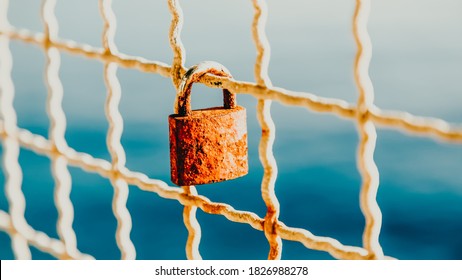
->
[{"left": 168, "top": 61, "right": 248, "bottom": 186}]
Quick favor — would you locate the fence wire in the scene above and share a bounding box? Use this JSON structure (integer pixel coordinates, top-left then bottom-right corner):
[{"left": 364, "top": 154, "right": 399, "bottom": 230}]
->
[{"left": 0, "top": 0, "right": 461, "bottom": 260}]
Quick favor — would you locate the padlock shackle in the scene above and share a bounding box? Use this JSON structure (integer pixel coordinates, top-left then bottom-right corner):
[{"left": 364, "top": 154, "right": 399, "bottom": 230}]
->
[{"left": 175, "top": 61, "right": 236, "bottom": 116}]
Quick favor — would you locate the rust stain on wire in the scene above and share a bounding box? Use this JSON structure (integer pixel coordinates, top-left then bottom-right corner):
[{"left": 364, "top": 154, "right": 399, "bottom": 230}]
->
[
  {"left": 353, "top": 0, "right": 384, "bottom": 259},
  {"left": 168, "top": 0, "right": 202, "bottom": 260},
  {"left": 252, "top": 0, "right": 282, "bottom": 260},
  {"left": 100, "top": 0, "right": 136, "bottom": 260}
]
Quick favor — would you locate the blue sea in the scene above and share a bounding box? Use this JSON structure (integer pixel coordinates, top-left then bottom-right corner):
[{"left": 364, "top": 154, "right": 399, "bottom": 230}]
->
[{"left": 1, "top": 0, "right": 461, "bottom": 259}]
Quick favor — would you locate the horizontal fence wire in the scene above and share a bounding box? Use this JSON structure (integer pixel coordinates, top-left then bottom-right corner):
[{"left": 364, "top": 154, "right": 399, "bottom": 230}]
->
[
  {"left": 2, "top": 27, "right": 461, "bottom": 142},
  {"left": 0, "top": 0, "right": 461, "bottom": 260}
]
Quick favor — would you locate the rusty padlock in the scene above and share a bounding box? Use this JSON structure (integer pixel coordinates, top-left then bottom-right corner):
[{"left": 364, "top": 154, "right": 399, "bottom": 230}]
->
[{"left": 168, "top": 61, "right": 248, "bottom": 186}]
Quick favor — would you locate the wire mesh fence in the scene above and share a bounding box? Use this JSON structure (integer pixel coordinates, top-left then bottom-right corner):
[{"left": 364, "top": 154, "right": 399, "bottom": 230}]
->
[{"left": 0, "top": 0, "right": 461, "bottom": 260}]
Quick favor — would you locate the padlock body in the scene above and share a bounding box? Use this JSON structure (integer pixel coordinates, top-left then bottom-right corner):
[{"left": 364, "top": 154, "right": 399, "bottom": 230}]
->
[{"left": 169, "top": 106, "right": 248, "bottom": 186}]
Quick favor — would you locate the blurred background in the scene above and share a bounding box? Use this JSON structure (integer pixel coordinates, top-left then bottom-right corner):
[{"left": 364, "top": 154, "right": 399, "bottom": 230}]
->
[{"left": 0, "top": 0, "right": 461, "bottom": 259}]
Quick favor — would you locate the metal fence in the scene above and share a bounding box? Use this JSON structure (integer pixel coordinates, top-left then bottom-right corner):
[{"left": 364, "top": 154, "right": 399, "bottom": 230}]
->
[{"left": 0, "top": 0, "right": 461, "bottom": 260}]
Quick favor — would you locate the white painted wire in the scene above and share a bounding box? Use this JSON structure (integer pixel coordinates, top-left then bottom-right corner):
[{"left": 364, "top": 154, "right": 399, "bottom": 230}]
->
[
  {"left": 353, "top": 0, "right": 384, "bottom": 259},
  {"left": 2, "top": 27, "right": 462, "bottom": 142},
  {"left": 100, "top": 0, "right": 136, "bottom": 260},
  {"left": 0, "top": 0, "right": 31, "bottom": 260},
  {"left": 0, "top": 123, "right": 374, "bottom": 259},
  {"left": 252, "top": 0, "right": 282, "bottom": 260},
  {"left": 168, "top": 0, "right": 202, "bottom": 260},
  {"left": 42, "top": 0, "right": 83, "bottom": 260}
]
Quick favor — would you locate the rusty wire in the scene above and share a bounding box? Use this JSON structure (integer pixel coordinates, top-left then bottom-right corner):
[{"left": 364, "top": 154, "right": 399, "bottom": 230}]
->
[{"left": 0, "top": 0, "right": 461, "bottom": 260}]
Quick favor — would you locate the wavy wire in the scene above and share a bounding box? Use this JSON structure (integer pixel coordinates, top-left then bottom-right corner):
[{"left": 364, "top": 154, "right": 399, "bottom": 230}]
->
[{"left": 0, "top": 0, "right": 461, "bottom": 260}]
